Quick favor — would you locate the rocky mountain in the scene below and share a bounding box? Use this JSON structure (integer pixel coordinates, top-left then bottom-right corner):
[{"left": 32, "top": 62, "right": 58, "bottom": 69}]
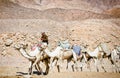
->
[{"left": 0, "top": 0, "right": 120, "bottom": 51}]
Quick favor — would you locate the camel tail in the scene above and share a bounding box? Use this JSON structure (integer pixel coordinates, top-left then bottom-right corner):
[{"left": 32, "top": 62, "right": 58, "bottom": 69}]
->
[{"left": 19, "top": 48, "right": 36, "bottom": 60}]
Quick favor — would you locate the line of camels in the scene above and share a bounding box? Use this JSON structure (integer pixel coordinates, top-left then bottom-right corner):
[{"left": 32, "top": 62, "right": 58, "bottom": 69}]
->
[{"left": 14, "top": 41, "right": 120, "bottom": 75}]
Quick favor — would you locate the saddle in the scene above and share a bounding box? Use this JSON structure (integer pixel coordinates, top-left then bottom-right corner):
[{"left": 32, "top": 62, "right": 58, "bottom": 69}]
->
[
  {"left": 58, "top": 40, "right": 70, "bottom": 50},
  {"left": 31, "top": 45, "right": 37, "bottom": 51},
  {"left": 31, "top": 43, "right": 42, "bottom": 51}
]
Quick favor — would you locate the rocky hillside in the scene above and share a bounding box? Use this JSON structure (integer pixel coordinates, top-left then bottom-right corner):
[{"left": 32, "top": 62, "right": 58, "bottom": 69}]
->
[
  {"left": 0, "top": 0, "right": 120, "bottom": 20},
  {"left": 0, "top": 0, "right": 120, "bottom": 53}
]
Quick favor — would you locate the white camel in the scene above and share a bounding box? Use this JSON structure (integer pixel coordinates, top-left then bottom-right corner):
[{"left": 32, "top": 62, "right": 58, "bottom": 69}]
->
[
  {"left": 82, "top": 46, "right": 104, "bottom": 72},
  {"left": 111, "top": 47, "right": 120, "bottom": 73},
  {"left": 97, "top": 44, "right": 120, "bottom": 73},
  {"left": 15, "top": 43, "right": 50, "bottom": 75},
  {"left": 41, "top": 43, "right": 78, "bottom": 72},
  {"left": 111, "top": 49, "right": 120, "bottom": 63},
  {"left": 82, "top": 44, "right": 120, "bottom": 72}
]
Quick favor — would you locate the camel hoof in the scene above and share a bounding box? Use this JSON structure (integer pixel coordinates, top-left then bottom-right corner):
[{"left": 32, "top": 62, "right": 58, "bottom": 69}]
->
[
  {"left": 38, "top": 72, "right": 48, "bottom": 75},
  {"left": 42, "top": 72, "right": 47, "bottom": 75},
  {"left": 80, "top": 67, "right": 82, "bottom": 71},
  {"left": 37, "top": 72, "right": 42, "bottom": 75},
  {"left": 28, "top": 72, "right": 32, "bottom": 75},
  {"left": 97, "top": 69, "right": 99, "bottom": 72}
]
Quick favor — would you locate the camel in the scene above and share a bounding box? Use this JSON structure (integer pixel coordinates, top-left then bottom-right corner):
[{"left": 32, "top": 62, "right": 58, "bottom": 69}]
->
[
  {"left": 111, "top": 46, "right": 120, "bottom": 73},
  {"left": 81, "top": 45, "right": 105, "bottom": 72},
  {"left": 82, "top": 44, "right": 119, "bottom": 72},
  {"left": 111, "top": 46, "right": 120, "bottom": 62},
  {"left": 97, "top": 44, "right": 120, "bottom": 73},
  {"left": 58, "top": 40, "right": 85, "bottom": 71},
  {"left": 41, "top": 43, "right": 78, "bottom": 72},
  {"left": 14, "top": 43, "right": 50, "bottom": 75}
]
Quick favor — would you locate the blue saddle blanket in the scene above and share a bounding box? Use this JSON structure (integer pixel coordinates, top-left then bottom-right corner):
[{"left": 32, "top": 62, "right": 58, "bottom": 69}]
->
[{"left": 73, "top": 45, "right": 81, "bottom": 56}]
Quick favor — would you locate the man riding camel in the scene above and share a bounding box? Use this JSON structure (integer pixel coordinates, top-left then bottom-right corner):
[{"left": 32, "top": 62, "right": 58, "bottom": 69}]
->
[{"left": 41, "top": 32, "right": 49, "bottom": 44}]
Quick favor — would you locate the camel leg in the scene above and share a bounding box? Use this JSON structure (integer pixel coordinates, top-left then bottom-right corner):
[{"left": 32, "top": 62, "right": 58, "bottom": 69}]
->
[
  {"left": 66, "top": 58, "right": 71, "bottom": 70},
  {"left": 67, "top": 58, "right": 75, "bottom": 72},
  {"left": 73, "top": 59, "right": 78, "bottom": 71},
  {"left": 50, "top": 57, "right": 54, "bottom": 69},
  {"left": 44, "top": 59, "right": 50, "bottom": 75},
  {"left": 72, "top": 65, "right": 74, "bottom": 72},
  {"left": 35, "top": 63, "right": 42, "bottom": 75},
  {"left": 56, "top": 59, "right": 61, "bottom": 72},
  {"left": 32, "top": 56, "right": 41, "bottom": 68},
  {"left": 101, "top": 65, "right": 106, "bottom": 72},
  {"left": 59, "top": 56, "right": 63, "bottom": 68},
  {"left": 87, "top": 57, "right": 93, "bottom": 71},
  {"left": 35, "top": 64, "right": 39, "bottom": 72},
  {"left": 66, "top": 62, "right": 68, "bottom": 69},
  {"left": 57, "top": 65, "right": 60, "bottom": 72},
  {"left": 100, "top": 56, "right": 107, "bottom": 72},
  {"left": 51, "top": 59, "right": 60, "bottom": 72},
  {"left": 51, "top": 59, "right": 58, "bottom": 70},
  {"left": 72, "top": 50, "right": 77, "bottom": 61},
  {"left": 94, "top": 59, "right": 99, "bottom": 72},
  {"left": 31, "top": 56, "right": 42, "bottom": 75},
  {"left": 80, "top": 66, "right": 82, "bottom": 71},
  {"left": 50, "top": 58, "right": 57, "bottom": 70},
  {"left": 72, "top": 50, "right": 79, "bottom": 71},
  {"left": 66, "top": 59, "right": 69, "bottom": 69},
  {"left": 29, "top": 61, "right": 33, "bottom": 75},
  {"left": 80, "top": 55, "right": 84, "bottom": 71},
  {"left": 110, "top": 54, "right": 120, "bottom": 73},
  {"left": 67, "top": 59, "right": 75, "bottom": 72},
  {"left": 87, "top": 61, "right": 90, "bottom": 70},
  {"left": 56, "top": 57, "right": 63, "bottom": 72},
  {"left": 83, "top": 53, "right": 87, "bottom": 63}
]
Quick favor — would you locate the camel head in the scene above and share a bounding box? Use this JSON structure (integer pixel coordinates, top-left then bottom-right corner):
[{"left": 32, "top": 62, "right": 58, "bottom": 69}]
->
[
  {"left": 41, "top": 42, "right": 48, "bottom": 49},
  {"left": 14, "top": 42, "right": 28, "bottom": 50}
]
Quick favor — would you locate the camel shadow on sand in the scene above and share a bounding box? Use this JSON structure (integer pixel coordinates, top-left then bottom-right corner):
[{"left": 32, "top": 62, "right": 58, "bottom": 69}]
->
[{"left": 16, "top": 71, "right": 42, "bottom": 76}]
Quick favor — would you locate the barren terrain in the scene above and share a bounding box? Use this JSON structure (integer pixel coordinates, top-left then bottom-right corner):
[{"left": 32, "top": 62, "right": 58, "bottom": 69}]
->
[{"left": 0, "top": 0, "right": 120, "bottom": 78}]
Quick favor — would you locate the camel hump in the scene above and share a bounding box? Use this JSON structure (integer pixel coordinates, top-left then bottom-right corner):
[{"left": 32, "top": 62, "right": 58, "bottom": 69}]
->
[
  {"left": 63, "top": 49, "right": 71, "bottom": 52},
  {"left": 63, "top": 50, "right": 73, "bottom": 58},
  {"left": 100, "top": 43, "right": 110, "bottom": 55}
]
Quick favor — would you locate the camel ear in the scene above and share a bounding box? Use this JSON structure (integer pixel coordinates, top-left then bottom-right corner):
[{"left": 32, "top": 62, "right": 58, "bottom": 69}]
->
[
  {"left": 60, "top": 49, "right": 64, "bottom": 51},
  {"left": 22, "top": 44, "right": 28, "bottom": 49},
  {"left": 14, "top": 44, "right": 21, "bottom": 50}
]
